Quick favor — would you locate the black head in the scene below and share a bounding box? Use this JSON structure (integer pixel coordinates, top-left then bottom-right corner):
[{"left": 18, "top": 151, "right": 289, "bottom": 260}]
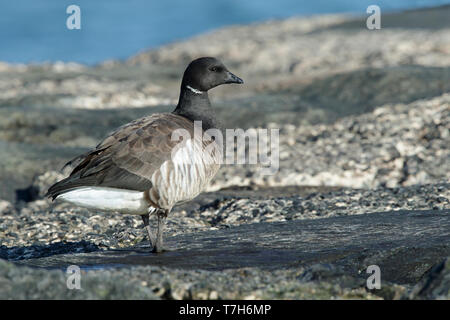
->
[{"left": 181, "top": 57, "right": 243, "bottom": 92}]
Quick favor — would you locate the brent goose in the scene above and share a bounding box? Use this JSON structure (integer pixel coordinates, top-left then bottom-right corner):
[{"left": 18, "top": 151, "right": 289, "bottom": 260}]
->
[{"left": 47, "top": 57, "right": 243, "bottom": 252}]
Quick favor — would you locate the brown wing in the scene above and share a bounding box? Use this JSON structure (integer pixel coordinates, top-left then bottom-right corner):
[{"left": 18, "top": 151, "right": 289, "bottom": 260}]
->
[{"left": 46, "top": 113, "right": 194, "bottom": 199}]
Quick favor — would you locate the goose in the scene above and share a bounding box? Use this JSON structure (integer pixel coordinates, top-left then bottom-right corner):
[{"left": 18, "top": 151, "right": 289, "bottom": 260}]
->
[{"left": 46, "top": 57, "right": 243, "bottom": 252}]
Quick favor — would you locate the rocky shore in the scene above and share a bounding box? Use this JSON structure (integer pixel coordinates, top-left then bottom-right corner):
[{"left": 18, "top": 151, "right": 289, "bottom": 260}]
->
[{"left": 0, "top": 6, "right": 449, "bottom": 299}]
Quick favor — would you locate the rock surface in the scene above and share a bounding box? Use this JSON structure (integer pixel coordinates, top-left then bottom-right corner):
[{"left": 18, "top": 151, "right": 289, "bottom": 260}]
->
[
  {"left": 2, "top": 208, "right": 449, "bottom": 300},
  {"left": 0, "top": 6, "right": 449, "bottom": 299},
  {"left": 14, "top": 209, "right": 450, "bottom": 284}
]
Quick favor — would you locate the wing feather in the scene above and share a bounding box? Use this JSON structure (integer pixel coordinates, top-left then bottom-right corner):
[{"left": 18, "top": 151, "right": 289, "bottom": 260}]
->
[{"left": 46, "top": 113, "right": 194, "bottom": 199}]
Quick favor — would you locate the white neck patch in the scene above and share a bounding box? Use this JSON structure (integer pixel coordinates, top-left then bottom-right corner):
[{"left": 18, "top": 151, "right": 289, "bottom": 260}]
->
[{"left": 186, "top": 85, "right": 204, "bottom": 94}]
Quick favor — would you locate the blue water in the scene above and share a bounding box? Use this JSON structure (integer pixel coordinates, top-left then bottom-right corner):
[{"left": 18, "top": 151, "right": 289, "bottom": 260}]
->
[{"left": 0, "top": 0, "right": 449, "bottom": 64}]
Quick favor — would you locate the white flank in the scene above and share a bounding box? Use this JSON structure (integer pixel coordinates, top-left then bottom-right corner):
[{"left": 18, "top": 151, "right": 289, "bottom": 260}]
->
[
  {"left": 56, "top": 187, "right": 149, "bottom": 215},
  {"left": 186, "top": 85, "right": 203, "bottom": 94}
]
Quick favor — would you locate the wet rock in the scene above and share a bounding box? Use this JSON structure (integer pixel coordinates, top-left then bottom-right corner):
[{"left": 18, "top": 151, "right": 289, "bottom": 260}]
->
[
  {"left": 12, "top": 209, "right": 450, "bottom": 283},
  {"left": 407, "top": 258, "right": 450, "bottom": 300},
  {"left": 0, "top": 258, "right": 383, "bottom": 300},
  {"left": 2, "top": 209, "right": 448, "bottom": 299},
  {"left": 0, "top": 259, "right": 158, "bottom": 299}
]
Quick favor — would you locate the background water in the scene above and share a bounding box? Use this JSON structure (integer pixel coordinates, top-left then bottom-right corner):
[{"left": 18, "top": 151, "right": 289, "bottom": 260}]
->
[{"left": 0, "top": 0, "right": 449, "bottom": 64}]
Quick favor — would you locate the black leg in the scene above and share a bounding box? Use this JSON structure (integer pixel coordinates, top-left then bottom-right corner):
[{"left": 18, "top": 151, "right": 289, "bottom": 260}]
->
[
  {"left": 141, "top": 214, "right": 155, "bottom": 249},
  {"left": 152, "top": 213, "right": 167, "bottom": 253}
]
